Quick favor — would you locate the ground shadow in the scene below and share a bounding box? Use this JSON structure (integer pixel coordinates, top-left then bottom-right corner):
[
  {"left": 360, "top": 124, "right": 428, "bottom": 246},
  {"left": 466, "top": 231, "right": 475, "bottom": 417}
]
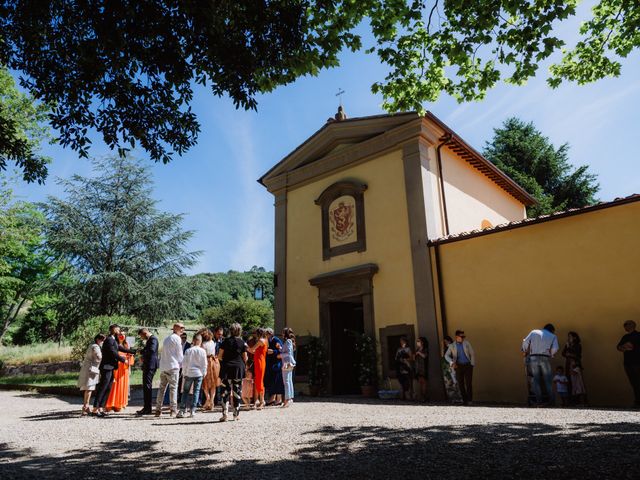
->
[{"left": 2, "top": 421, "right": 639, "bottom": 479}]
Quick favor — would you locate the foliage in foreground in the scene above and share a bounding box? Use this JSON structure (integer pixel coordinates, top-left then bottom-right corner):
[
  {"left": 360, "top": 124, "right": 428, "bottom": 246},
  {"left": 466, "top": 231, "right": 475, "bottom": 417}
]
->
[
  {"left": 1, "top": 1, "right": 638, "bottom": 179},
  {"left": 484, "top": 118, "right": 600, "bottom": 217}
]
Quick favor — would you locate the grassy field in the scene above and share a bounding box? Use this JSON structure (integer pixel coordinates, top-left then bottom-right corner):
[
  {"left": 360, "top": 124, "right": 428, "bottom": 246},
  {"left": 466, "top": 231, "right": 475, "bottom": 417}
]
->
[
  {"left": 0, "top": 369, "right": 143, "bottom": 387},
  {"left": 0, "top": 343, "right": 72, "bottom": 366}
]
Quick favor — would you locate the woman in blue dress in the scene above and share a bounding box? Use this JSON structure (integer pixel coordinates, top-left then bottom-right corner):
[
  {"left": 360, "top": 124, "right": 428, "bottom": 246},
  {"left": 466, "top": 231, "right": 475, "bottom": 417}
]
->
[{"left": 265, "top": 328, "right": 284, "bottom": 405}]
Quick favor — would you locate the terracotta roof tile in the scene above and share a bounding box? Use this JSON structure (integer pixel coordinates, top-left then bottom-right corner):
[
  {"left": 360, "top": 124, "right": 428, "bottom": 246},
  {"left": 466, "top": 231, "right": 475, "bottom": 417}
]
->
[{"left": 429, "top": 193, "right": 640, "bottom": 245}]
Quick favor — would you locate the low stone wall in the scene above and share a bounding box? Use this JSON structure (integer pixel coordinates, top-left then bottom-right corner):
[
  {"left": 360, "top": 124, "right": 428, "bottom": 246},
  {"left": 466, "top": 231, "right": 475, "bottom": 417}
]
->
[{"left": 1, "top": 360, "right": 81, "bottom": 377}]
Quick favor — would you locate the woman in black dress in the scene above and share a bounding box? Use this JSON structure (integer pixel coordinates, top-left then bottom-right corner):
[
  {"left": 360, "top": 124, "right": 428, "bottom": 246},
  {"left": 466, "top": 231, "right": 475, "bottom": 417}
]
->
[{"left": 218, "top": 322, "right": 248, "bottom": 421}]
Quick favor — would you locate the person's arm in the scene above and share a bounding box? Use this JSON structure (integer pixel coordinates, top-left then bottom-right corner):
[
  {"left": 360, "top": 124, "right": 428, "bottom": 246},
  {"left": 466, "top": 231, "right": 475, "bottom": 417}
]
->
[
  {"left": 242, "top": 351, "right": 248, "bottom": 364},
  {"left": 182, "top": 352, "right": 191, "bottom": 375},
  {"left": 108, "top": 338, "right": 126, "bottom": 363},
  {"left": 550, "top": 336, "right": 559, "bottom": 357},
  {"left": 521, "top": 333, "right": 531, "bottom": 354},
  {"left": 444, "top": 344, "right": 454, "bottom": 366},
  {"left": 200, "top": 351, "right": 207, "bottom": 376},
  {"left": 467, "top": 342, "right": 475, "bottom": 365},
  {"left": 118, "top": 344, "right": 136, "bottom": 355},
  {"left": 176, "top": 337, "right": 184, "bottom": 366}
]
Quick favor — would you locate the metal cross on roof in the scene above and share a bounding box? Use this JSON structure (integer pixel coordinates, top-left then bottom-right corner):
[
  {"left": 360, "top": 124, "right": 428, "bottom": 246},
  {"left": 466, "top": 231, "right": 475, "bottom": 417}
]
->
[{"left": 335, "top": 88, "right": 345, "bottom": 106}]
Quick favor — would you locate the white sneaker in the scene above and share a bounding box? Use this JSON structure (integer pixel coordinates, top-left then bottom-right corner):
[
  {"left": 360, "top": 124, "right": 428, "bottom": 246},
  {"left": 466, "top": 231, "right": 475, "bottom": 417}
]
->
[
  {"left": 176, "top": 410, "right": 185, "bottom": 418},
  {"left": 189, "top": 411, "right": 195, "bottom": 418}
]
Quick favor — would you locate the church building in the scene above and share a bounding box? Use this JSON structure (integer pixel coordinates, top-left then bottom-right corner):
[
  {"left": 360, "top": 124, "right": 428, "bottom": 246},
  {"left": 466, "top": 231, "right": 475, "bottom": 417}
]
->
[{"left": 259, "top": 108, "right": 639, "bottom": 405}]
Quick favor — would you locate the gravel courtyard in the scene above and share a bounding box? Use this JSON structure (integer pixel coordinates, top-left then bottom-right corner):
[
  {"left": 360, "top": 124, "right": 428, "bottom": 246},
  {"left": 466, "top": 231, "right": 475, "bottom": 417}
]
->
[{"left": 1, "top": 390, "right": 639, "bottom": 479}]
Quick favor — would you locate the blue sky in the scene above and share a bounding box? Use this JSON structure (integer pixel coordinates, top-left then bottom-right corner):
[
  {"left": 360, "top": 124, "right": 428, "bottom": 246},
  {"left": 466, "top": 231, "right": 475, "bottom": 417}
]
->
[{"left": 12, "top": 2, "right": 640, "bottom": 274}]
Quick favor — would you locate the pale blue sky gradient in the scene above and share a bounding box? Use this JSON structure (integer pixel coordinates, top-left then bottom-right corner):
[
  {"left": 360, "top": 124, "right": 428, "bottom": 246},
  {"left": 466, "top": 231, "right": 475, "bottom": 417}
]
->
[{"left": 13, "top": 3, "right": 640, "bottom": 273}]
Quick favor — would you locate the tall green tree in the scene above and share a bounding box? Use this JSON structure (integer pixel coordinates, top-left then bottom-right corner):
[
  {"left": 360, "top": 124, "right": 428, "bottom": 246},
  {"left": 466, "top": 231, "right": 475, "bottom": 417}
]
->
[
  {"left": 483, "top": 117, "right": 600, "bottom": 217},
  {"left": 43, "top": 155, "right": 201, "bottom": 325},
  {"left": 0, "top": 67, "right": 51, "bottom": 183},
  {"left": 0, "top": 175, "right": 60, "bottom": 342},
  {"left": 1, "top": 1, "right": 637, "bottom": 175}
]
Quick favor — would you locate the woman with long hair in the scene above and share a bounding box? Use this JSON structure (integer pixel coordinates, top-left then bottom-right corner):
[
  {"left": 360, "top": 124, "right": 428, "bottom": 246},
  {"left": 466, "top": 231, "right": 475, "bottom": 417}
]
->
[
  {"left": 562, "top": 331, "right": 587, "bottom": 405},
  {"left": 200, "top": 328, "right": 220, "bottom": 411},
  {"left": 280, "top": 327, "right": 297, "bottom": 408},
  {"left": 105, "top": 334, "right": 135, "bottom": 412},
  {"left": 78, "top": 334, "right": 105, "bottom": 415},
  {"left": 246, "top": 327, "right": 268, "bottom": 409},
  {"left": 414, "top": 336, "right": 429, "bottom": 402}
]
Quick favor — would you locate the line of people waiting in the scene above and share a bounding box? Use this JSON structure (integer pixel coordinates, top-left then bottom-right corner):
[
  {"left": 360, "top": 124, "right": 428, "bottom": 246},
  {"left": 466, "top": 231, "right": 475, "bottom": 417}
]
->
[{"left": 77, "top": 322, "right": 297, "bottom": 420}]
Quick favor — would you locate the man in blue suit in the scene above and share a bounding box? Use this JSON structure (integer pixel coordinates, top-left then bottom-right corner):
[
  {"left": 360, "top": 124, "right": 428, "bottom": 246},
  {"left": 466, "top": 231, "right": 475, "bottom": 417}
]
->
[{"left": 137, "top": 327, "right": 159, "bottom": 415}]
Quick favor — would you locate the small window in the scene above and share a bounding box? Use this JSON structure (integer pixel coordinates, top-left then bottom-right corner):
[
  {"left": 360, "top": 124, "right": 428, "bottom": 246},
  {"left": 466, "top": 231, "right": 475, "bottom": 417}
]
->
[{"left": 481, "top": 219, "right": 493, "bottom": 229}]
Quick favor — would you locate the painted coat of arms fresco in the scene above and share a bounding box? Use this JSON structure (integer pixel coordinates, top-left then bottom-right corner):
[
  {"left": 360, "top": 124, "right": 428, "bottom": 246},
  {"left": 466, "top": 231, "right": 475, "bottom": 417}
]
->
[{"left": 329, "top": 195, "right": 357, "bottom": 246}]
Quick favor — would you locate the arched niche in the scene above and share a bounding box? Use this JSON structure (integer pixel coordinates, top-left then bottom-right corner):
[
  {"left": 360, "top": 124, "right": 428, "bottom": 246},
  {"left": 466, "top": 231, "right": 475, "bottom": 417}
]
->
[{"left": 315, "top": 180, "right": 367, "bottom": 260}]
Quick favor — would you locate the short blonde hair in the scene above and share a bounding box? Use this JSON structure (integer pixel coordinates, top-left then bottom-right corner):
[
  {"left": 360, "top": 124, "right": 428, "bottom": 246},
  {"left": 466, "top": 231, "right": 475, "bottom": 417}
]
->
[{"left": 229, "top": 323, "right": 242, "bottom": 337}]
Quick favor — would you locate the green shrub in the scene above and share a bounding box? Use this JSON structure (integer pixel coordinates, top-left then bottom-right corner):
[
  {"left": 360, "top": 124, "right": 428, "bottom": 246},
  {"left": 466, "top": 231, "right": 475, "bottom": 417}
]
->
[
  {"left": 200, "top": 298, "right": 273, "bottom": 334},
  {"left": 70, "top": 315, "right": 136, "bottom": 361}
]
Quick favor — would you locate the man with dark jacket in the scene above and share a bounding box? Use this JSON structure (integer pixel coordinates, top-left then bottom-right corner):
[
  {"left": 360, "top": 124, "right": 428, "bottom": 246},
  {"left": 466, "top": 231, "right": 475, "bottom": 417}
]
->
[
  {"left": 137, "top": 327, "right": 159, "bottom": 415},
  {"left": 93, "top": 324, "right": 127, "bottom": 417}
]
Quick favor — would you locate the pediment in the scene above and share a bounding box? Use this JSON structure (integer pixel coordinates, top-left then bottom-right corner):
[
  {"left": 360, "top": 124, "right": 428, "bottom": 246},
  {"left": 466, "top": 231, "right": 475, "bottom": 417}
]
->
[{"left": 259, "top": 112, "right": 419, "bottom": 186}]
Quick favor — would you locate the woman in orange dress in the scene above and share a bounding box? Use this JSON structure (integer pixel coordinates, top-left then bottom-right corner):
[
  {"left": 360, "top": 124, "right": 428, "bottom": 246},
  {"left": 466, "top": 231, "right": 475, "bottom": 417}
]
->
[
  {"left": 246, "top": 328, "right": 268, "bottom": 409},
  {"left": 105, "top": 335, "right": 135, "bottom": 412}
]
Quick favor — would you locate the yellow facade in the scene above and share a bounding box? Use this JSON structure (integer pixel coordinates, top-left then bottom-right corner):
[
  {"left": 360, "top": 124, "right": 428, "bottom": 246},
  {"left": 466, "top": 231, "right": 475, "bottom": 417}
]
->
[
  {"left": 434, "top": 201, "right": 640, "bottom": 406},
  {"left": 286, "top": 150, "right": 418, "bottom": 337}
]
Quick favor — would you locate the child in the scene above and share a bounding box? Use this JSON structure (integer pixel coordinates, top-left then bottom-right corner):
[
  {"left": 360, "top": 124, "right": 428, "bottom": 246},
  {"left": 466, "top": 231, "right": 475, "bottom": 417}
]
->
[
  {"left": 241, "top": 370, "right": 254, "bottom": 410},
  {"left": 553, "top": 366, "right": 570, "bottom": 407}
]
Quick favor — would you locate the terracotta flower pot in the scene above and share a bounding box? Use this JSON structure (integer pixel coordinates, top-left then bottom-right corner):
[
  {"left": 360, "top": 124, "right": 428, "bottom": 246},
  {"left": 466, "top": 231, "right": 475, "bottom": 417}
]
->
[{"left": 360, "top": 385, "right": 376, "bottom": 398}]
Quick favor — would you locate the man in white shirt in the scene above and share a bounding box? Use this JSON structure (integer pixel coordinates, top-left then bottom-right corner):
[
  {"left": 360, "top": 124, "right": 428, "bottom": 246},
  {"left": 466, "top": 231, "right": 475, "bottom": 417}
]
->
[
  {"left": 178, "top": 334, "right": 207, "bottom": 418},
  {"left": 522, "top": 323, "right": 559, "bottom": 406},
  {"left": 155, "top": 323, "right": 185, "bottom": 417}
]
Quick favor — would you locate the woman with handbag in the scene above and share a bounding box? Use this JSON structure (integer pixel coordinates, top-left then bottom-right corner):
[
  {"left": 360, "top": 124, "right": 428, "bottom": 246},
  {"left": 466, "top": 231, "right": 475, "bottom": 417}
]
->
[
  {"left": 280, "top": 327, "right": 296, "bottom": 408},
  {"left": 77, "top": 334, "right": 106, "bottom": 415}
]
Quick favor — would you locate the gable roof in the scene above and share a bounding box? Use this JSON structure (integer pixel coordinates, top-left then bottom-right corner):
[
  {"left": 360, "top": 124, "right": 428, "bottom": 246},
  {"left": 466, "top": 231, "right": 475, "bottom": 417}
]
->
[{"left": 258, "top": 111, "right": 536, "bottom": 206}]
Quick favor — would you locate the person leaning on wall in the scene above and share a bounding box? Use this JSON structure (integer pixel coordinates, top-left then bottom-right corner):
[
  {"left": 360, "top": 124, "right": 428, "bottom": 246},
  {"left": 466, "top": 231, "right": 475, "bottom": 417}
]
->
[{"left": 617, "top": 320, "right": 640, "bottom": 408}]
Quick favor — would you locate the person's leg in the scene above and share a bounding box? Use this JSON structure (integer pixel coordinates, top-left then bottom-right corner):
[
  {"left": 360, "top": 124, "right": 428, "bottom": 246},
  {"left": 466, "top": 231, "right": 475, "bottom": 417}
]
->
[
  {"left": 282, "top": 369, "right": 291, "bottom": 402},
  {"left": 142, "top": 368, "right": 155, "bottom": 411},
  {"left": 155, "top": 371, "right": 169, "bottom": 413},
  {"left": 529, "top": 358, "right": 543, "bottom": 405},
  {"left": 466, "top": 366, "right": 474, "bottom": 403},
  {"left": 191, "top": 377, "right": 203, "bottom": 415},
  {"left": 180, "top": 376, "right": 194, "bottom": 413},
  {"left": 540, "top": 358, "right": 554, "bottom": 405},
  {"left": 168, "top": 369, "right": 179, "bottom": 414},
  {"left": 231, "top": 379, "right": 242, "bottom": 418},
  {"left": 93, "top": 371, "right": 108, "bottom": 410},
  {"left": 83, "top": 390, "right": 90, "bottom": 410},
  {"left": 94, "top": 369, "right": 114, "bottom": 410},
  {"left": 177, "top": 369, "right": 183, "bottom": 404},
  {"left": 220, "top": 379, "right": 231, "bottom": 420},
  {"left": 456, "top": 366, "right": 468, "bottom": 404},
  {"left": 625, "top": 365, "right": 640, "bottom": 406}
]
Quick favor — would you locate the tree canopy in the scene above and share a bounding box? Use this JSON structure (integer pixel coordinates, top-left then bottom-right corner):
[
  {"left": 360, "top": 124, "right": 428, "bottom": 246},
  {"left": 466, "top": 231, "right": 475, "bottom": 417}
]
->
[
  {"left": 483, "top": 117, "right": 600, "bottom": 217},
  {"left": 1, "top": 1, "right": 637, "bottom": 180},
  {"left": 0, "top": 67, "right": 50, "bottom": 183},
  {"left": 42, "top": 155, "right": 201, "bottom": 324}
]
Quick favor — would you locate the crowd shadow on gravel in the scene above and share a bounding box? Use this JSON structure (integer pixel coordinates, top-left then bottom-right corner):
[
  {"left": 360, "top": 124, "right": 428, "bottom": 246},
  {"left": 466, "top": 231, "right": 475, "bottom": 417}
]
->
[{"left": 2, "top": 421, "right": 639, "bottom": 479}]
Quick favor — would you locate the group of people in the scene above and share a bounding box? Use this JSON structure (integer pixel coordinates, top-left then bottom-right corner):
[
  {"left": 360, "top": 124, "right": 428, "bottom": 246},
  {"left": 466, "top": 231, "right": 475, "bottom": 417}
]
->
[
  {"left": 77, "top": 322, "right": 297, "bottom": 421},
  {"left": 435, "top": 320, "right": 640, "bottom": 408}
]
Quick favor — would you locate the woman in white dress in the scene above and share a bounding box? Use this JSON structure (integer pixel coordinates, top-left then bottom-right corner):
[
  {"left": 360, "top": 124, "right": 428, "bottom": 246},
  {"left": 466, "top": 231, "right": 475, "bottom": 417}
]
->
[{"left": 77, "top": 334, "right": 106, "bottom": 415}]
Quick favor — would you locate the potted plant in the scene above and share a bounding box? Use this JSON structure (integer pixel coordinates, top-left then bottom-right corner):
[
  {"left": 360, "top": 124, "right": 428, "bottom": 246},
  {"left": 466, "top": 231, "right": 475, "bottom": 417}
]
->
[
  {"left": 307, "top": 335, "right": 327, "bottom": 396},
  {"left": 354, "top": 332, "right": 377, "bottom": 397}
]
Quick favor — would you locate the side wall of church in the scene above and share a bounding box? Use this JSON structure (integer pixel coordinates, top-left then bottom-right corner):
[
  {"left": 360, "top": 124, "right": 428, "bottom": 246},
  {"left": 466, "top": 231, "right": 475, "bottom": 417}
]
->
[
  {"left": 434, "top": 200, "right": 640, "bottom": 406},
  {"left": 421, "top": 146, "right": 526, "bottom": 239},
  {"left": 286, "top": 149, "right": 418, "bottom": 336}
]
